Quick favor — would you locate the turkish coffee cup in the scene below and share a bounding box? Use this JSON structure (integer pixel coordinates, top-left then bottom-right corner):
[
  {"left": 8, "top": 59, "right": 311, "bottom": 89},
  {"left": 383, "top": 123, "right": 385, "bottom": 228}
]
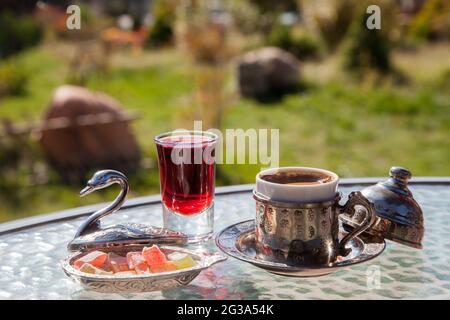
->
[{"left": 254, "top": 167, "right": 376, "bottom": 265}]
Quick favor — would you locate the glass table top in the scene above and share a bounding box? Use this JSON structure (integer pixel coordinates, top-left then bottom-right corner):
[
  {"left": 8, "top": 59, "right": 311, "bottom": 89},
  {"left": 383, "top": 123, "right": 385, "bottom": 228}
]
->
[{"left": 0, "top": 184, "right": 449, "bottom": 299}]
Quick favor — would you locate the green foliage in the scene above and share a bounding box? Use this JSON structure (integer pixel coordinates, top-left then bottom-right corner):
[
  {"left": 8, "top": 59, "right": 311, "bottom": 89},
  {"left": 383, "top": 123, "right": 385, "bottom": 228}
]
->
[
  {"left": 267, "top": 25, "right": 292, "bottom": 50},
  {"left": 0, "top": 11, "right": 43, "bottom": 59},
  {"left": 267, "top": 26, "right": 320, "bottom": 60},
  {"left": 145, "top": 0, "right": 175, "bottom": 48},
  {"left": 0, "top": 135, "right": 39, "bottom": 208},
  {"left": 435, "top": 68, "right": 450, "bottom": 92},
  {"left": 408, "top": 0, "right": 450, "bottom": 41},
  {"left": 232, "top": 0, "right": 299, "bottom": 35},
  {"left": 146, "top": 16, "right": 174, "bottom": 47},
  {"left": 224, "top": 80, "right": 450, "bottom": 183},
  {"left": 314, "top": 0, "right": 355, "bottom": 51},
  {"left": 225, "top": 0, "right": 263, "bottom": 35},
  {"left": 0, "top": 62, "right": 29, "bottom": 97},
  {"left": 341, "top": 9, "right": 392, "bottom": 76}
]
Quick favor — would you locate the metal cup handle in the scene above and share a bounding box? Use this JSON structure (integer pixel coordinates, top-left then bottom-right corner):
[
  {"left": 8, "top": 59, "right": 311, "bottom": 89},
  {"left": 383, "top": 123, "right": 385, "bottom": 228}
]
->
[{"left": 338, "top": 191, "right": 377, "bottom": 256}]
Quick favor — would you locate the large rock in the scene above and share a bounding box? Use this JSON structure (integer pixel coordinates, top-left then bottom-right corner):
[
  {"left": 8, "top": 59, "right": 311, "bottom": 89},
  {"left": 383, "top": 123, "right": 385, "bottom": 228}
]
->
[
  {"left": 237, "top": 47, "right": 300, "bottom": 99},
  {"left": 39, "top": 85, "right": 141, "bottom": 183}
]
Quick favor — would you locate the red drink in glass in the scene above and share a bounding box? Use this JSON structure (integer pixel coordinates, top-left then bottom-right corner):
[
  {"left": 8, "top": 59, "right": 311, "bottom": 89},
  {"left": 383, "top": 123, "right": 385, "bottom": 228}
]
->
[
  {"left": 156, "top": 135, "right": 215, "bottom": 215},
  {"left": 154, "top": 131, "right": 218, "bottom": 241}
]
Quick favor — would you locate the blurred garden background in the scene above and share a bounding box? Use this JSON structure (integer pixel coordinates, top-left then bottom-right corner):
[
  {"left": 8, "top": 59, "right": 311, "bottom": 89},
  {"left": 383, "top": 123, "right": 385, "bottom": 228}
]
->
[{"left": 0, "top": 0, "right": 449, "bottom": 222}]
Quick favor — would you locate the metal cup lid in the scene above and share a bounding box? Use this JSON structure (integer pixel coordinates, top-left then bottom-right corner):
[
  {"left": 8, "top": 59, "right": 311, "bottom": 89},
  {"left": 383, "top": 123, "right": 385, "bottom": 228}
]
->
[{"left": 340, "top": 167, "right": 424, "bottom": 249}]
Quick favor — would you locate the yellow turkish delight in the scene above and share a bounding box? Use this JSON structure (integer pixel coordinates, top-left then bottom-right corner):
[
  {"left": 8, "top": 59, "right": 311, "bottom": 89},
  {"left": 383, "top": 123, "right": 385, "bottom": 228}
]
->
[
  {"left": 79, "top": 263, "right": 113, "bottom": 275},
  {"left": 167, "top": 252, "right": 197, "bottom": 270}
]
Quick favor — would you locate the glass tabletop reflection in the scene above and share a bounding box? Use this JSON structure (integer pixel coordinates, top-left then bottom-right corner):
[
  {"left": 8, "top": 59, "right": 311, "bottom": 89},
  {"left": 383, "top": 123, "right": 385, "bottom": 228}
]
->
[{"left": 0, "top": 184, "right": 449, "bottom": 300}]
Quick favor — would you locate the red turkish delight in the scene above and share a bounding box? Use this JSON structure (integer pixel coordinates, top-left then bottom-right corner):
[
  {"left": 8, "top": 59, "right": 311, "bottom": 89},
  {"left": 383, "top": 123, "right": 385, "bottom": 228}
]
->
[
  {"left": 142, "top": 245, "right": 167, "bottom": 266},
  {"left": 74, "top": 250, "right": 107, "bottom": 269},
  {"left": 126, "top": 251, "right": 148, "bottom": 274},
  {"left": 105, "top": 253, "right": 130, "bottom": 273}
]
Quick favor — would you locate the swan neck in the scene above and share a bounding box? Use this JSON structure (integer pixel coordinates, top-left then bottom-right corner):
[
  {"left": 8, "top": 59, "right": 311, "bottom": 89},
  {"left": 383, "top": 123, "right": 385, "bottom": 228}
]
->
[{"left": 74, "top": 177, "right": 129, "bottom": 238}]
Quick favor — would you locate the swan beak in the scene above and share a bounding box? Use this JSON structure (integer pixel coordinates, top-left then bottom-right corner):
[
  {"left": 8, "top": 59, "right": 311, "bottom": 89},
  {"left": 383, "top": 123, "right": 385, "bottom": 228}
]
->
[{"left": 80, "top": 186, "right": 94, "bottom": 197}]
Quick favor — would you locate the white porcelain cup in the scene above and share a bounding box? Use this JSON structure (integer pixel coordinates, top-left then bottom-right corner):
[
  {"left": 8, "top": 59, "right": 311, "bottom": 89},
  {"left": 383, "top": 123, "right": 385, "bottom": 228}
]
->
[{"left": 255, "top": 167, "right": 339, "bottom": 203}]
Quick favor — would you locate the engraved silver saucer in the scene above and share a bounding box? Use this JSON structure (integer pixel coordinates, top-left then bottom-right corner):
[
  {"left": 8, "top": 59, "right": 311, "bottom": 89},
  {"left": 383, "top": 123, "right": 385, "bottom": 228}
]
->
[
  {"left": 62, "top": 245, "right": 226, "bottom": 293},
  {"left": 216, "top": 220, "right": 385, "bottom": 277}
]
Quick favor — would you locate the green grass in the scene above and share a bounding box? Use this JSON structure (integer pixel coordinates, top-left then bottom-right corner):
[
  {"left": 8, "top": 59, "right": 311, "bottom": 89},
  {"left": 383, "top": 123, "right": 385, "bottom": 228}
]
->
[
  {"left": 222, "top": 82, "right": 450, "bottom": 182},
  {"left": 0, "top": 44, "right": 449, "bottom": 222}
]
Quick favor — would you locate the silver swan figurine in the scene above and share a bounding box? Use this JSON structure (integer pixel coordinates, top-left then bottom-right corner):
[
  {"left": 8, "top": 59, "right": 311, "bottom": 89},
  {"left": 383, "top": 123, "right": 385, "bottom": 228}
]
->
[
  {"left": 75, "top": 170, "right": 129, "bottom": 238},
  {"left": 68, "top": 169, "right": 188, "bottom": 252}
]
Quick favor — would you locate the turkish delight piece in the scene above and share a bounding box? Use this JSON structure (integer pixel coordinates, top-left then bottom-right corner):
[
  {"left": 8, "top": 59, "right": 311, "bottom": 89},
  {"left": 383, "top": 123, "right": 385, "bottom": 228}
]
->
[
  {"left": 79, "top": 263, "right": 113, "bottom": 275},
  {"left": 74, "top": 251, "right": 107, "bottom": 269},
  {"left": 105, "top": 253, "right": 130, "bottom": 273},
  {"left": 142, "top": 245, "right": 167, "bottom": 266},
  {"left": 126, "top": 251, "right": 149, "bottom": 274},
  {"left": 149, "top": 261, "right": 177, "bottom": 273},
  {"left": 167, "top": 252, "right": 197, "bottom": 270}
]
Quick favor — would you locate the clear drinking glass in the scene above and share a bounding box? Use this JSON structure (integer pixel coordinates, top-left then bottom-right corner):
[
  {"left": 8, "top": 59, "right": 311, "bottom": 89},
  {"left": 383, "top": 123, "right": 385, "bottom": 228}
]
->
[{"left": 154, "top": 130, "right": 218, "bottom": 242}]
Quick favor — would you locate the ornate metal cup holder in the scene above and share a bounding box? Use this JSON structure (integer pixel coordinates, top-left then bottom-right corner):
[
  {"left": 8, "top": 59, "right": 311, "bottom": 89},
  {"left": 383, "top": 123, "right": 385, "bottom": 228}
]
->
[{"left": 215, "top": 166, "right": 424, "bottom": 277}]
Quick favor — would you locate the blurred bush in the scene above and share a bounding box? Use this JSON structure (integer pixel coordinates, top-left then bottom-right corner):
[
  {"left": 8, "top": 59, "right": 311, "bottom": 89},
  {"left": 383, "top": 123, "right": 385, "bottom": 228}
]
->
[
  {"left": 225, "top": 0, "right": 264, "bottom": 35},
  {"left": 0, "top": 135, "right": 25, "bottom": 205},
  {"left": 0, "top": 11, "right": 43, "bottom": 59},
  {"left": 0, "top": 62, "right": 28, "bottom": 97},
  {"left": 146, "top": 15, "right": 174, "bottom": 47},
  {"left": 313, "top": 0, "right": 355, "bottom": 51},
  {"left": 176, "top": 65, "right": 229, "bottom": 130},
  {"left": 35, "top": 2, "right": 102, "bottom": 41},
  {"left": 246, "top": 0, "right": 299, "bottom": 34},
  {"left": 184, "top": 22, "right": 228, "bottom": 65},
  {"left": 66, "top": 41, "right": 109, "bottom": 86},
  {"left": 177, "top": 1, "right": 233, "bottom": 65},
  {"left": 145, "top": 0, "right": 175, "bottom": 47},
  {"left": 178, "top": 1, "right": 229, "bottom": 65},
  {"left": 267, "top": 25, "right": 320, "bottom": 60},
  {"left": 436, "top": 68, "right": 450, "bottom": 92},
  {"left": 408, "top": 0, "right": 450, "bottom": 41},
  {"left": 0, "top": 126, "right": 45, "bottom": 207},
  {"left": 104, "top": 0, "right": 128, "bottom": 17},
  {"left": 341, "top": 7, "right": 392, "bottom": 77}
]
